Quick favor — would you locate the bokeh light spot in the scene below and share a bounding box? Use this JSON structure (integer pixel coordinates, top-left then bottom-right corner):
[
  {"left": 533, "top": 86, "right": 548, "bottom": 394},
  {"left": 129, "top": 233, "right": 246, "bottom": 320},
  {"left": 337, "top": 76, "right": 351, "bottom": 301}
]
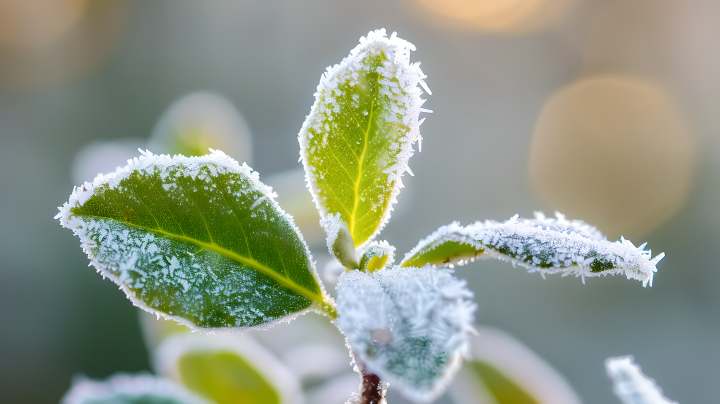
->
[
  {"left": 528, "top": 76, "right": 697, "bottom": 239},
  {"left": 412, "top": 0, "right": 573, "bottom": 34}
]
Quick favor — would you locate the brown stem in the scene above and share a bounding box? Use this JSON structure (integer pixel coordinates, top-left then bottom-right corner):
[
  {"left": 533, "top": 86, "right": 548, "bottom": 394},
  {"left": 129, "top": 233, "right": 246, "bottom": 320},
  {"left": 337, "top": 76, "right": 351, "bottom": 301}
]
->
[{"left": 360, "top": 369, "right": 385, "bottom": 404}]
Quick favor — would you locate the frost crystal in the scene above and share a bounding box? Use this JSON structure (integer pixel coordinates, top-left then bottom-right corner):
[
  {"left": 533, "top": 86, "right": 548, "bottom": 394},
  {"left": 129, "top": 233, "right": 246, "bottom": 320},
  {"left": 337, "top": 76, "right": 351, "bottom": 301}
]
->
[
  {"left": 606, "top": 356, "right": 678, "bottom": 404},
  {"left": 402, "top": 212, "right": 665, "bottom": 287},
  {"left": 299, "top": 28, "right": 431, "bottom": 248},
  {"left": 336, "top": 266, "right": 476, "bottom": 402},
  {"left": 61, "top": 373, "right": 210, "bottom": 404}
]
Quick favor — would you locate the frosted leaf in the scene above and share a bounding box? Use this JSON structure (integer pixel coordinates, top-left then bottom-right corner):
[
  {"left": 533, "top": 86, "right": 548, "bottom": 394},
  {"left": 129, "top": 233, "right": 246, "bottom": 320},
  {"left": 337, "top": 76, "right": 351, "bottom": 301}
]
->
[
  {"left": 56, "top": 149, "right": 332, "bottom": 332},
  {"left": 401, "top": 212, "right": 665, "bottom": 287},
  {"left": 155, "top": 333, "right": 303, "bottom": 404},
  {"left": 358, "top": 240, "right": 395, "bottom": 273},
  {"left": 61, "top": 373, "right": 211, "bottom": 404},
  {"left": 336, "top": 266, "right": 476, "bottom": 402},
  {"left": 299, "top": 28, "right": 430, "bottom": 249},
  {"left": 605, "top": 356, "right": 678, "bottom": 404},
  {"left": 321, "top": 213, "right": 359, "bottom": 270}
]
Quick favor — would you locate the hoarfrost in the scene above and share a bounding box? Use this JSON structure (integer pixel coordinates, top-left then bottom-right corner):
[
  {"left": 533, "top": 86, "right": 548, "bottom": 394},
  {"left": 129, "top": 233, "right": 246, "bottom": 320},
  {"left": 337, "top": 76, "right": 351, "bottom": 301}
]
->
[
  {"left": 401, "top": 212, "right": 665, "bottom": 287},
  {"left": 336, "top": 265, "right": 476, "bottom": 402},
  {"left": 299, "top": 28, "right": 431, "bottom": 248},
  {"left": 61, "top": 372, "right": 210, "bottom": 404},
  {"left": 605, "top": 356, "right": 678, "bottom": 404}
]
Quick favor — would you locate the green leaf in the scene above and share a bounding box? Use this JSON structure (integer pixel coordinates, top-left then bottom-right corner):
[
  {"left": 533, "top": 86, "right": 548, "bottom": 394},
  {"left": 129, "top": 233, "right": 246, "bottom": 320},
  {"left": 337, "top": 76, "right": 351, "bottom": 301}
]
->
[
  {"left": 148, "top": 92, "right": 253, "bottom": 164},
  {"left": 155, "top": 334, "right": 301, "bottom": 404},
  {"left": 56, "top": 150, "right": 330, "bottom": 331},
  {"left": 401, "top": 212, "right": 665, "bottom": 286},
  {"left": 299, "top": 29, "right": 430, "bottom": 248},
  {"left": 468, "top": 361, "right": 539, "bottom": 404},
  {"left": 61, "top": 374, "right": 211, "bottom": 404}
]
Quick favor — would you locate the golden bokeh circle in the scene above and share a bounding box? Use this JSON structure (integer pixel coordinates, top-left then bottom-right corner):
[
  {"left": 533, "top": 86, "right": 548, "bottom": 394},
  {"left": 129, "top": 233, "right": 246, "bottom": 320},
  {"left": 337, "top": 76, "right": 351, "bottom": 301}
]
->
[
  {"left": 529, "top": 76, "right": 697, "bottom": 239},
  {"left": 412, "top": 0, "right": 573, "bottom": 34}
]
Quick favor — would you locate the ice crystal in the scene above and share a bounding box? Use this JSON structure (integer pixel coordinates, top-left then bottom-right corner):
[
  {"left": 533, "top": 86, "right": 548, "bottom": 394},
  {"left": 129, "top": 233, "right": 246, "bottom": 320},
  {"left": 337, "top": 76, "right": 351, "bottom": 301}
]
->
[
  {"left": 61, "top": 373, "right": 210, "bottom": 404},
  {"left": 402, "top": 212, "right": 664, "bottom": 287},
  {"left": 336, "top": 265, "right": 476, "bottom": 402},
  {"left": 606, "top": 356, "right": 678, "bottom": 404}
]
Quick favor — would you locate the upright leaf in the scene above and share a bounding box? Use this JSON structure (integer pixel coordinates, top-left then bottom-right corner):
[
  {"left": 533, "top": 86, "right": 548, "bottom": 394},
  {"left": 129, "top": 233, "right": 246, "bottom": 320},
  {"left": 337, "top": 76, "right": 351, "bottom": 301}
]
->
[
  {"left": 56, "top": 150, "right": 329, "bottom": 331},
  {"left": 401, "top": 212, "right": 665, "bottom": 287},
  {"left": 299, "top": 28, "right": 431, "bottom": 248}
]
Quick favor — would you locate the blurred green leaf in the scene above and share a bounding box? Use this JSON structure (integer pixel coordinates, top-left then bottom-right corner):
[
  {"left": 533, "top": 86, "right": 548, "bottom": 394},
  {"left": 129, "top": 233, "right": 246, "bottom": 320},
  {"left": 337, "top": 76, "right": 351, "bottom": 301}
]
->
[
  {"left": 179, "top": 351, "right": 279, "bottom": 404},
  {"left": 61, "top": 374, "right": 211, "bottom": 404},
  {"left": 57, "top": 150, "right": 328, "bottom": 330},
  {"left": 469, "top": 360, "right": 539, "bottom": 404}
]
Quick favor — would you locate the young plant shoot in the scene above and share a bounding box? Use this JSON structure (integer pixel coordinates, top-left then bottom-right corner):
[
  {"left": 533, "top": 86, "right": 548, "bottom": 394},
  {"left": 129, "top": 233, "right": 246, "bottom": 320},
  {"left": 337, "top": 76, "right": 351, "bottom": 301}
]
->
[{"left": 57, "top": 29, "right": 666, "bottom": 404}]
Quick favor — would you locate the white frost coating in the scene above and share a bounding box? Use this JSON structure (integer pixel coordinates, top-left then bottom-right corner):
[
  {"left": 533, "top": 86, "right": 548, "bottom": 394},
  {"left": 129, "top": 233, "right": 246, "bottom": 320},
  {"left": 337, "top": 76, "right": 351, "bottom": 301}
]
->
[
  {"left": 55, "top": 149, "right": 329, "bottom": 333},
  {"left": 61, "top": 373, "right": 210, "bottom": 404},
  {"left": 336, "top": 266, "right": 476, "bottom": 402},
  {"left": 606, "top": 356, "right": 678, "bottom": 404},
  {"left": 299, "top": 28, "right": 431, "bottom": 248},
  {"left": 402, "top": 212, "right": 665, "bottom": 287},
  {"left": 155, "top": 333, "right": 304, "bottom": 404}
]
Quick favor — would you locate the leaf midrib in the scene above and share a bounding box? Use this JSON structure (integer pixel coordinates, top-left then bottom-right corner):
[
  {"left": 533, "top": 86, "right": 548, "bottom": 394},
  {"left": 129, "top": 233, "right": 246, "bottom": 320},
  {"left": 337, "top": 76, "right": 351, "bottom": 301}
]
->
[
  {"left": 75, "top": 212, "right": 324, "bottom": 303},
  {"left": 349, "top": 98, "right": 375, "bottom": 245}
]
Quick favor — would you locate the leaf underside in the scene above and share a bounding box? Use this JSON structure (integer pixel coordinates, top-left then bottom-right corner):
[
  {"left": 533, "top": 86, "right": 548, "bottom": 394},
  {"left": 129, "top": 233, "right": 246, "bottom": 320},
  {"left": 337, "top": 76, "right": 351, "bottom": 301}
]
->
[
  {"left": 58, "top": 151, "right": 324, "bottom": 330},
  {"left": 300, "top": 30, "right": 426, "bottom": 248}
]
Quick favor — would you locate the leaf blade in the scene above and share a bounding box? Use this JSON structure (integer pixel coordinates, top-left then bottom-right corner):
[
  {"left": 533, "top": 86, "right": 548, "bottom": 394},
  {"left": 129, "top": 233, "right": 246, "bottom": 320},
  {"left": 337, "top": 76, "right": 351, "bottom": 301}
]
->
[
  {"left": 401, "top": 212, "right": 665, "bottom": 286},
  {"left": 299, "top": 29, "right": 429, "bottom": 248},
  {"left": 57, "top": 150, "right": 327, "bottom": 330}
]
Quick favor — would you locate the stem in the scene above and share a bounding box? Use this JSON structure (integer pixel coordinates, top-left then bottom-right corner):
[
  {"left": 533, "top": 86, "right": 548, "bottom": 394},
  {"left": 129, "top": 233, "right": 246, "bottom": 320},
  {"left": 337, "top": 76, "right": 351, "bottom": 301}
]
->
[
  {"left": 359, "top": 370, "right": 386, "bottom": 404},
  {"left": 345, "top": 348, "right": 388, "bottom": 404},
  {"left": 318, "top": 300, "right": 338, "bottom": 319}
]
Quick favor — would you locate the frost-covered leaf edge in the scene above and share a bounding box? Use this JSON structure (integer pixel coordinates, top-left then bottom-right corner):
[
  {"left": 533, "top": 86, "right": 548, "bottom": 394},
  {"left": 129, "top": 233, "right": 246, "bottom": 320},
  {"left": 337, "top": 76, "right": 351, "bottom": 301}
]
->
[
  {"left": 298, "top": 28, "right": 431, "bottom": 249},
  {"left": 401, "top": 212, "right": 665, "bottom": 287},
  {"left": 605, "top": 356, "right": 678, "bottom": 404},
  {"left": 61, "top": 372, "right": 212, "bottom": 404},
  {"left": 154, "top": 333, "right": 303, "bottom": 404},
  {"left": 55, "top": 149, "right": 334, "bottom": 333}
]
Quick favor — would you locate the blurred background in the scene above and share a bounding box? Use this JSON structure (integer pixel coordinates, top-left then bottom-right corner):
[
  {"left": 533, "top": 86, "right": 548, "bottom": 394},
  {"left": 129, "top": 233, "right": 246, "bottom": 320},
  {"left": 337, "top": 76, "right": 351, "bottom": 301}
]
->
[{"left": 0, "top": 0, "right": 718, "bottom": 402}]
